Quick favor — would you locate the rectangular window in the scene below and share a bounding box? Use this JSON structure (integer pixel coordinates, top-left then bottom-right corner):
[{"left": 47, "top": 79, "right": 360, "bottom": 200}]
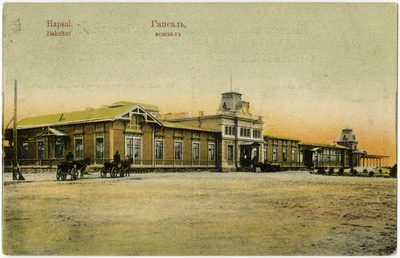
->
[
  {"left": 331, "top": 150, "right": 337, "bottom": 162},
  {"left": 323, "top": 149, "right": 330, "bottom": 162},
  {"left": 174, "top": 140, "right": 183, "bottom": 160},
  {"left": 240, "top": 127, "right": 251, "bottom": 137},
  {"left": 192, "top": 140, "right": 200, "bottom": 161},
  {"left": 227, "top": 145, "right": 234, "bottom": 161},
  {"left": 126, "top": 137, "right": 134, "bottom": 158},
  {"left": 292, "top": 148, "right": 297, "bottom": 163},
  {"left": 253, "top": 129, "right": 261, "bottom": 139},
  {"left": 126, "top": 134, "right": 142, "bottom": 159},
  {"left": 38, "top": 139, "right": 45, "bottom": 159},
  {"left": 224, "top": 125, "right": 235, "bottom": 136},
  {"left": 55, "top": 137, "right": 65, "bottom": 158},
  {"left": 21, "top": 141, "right": 28, "bottom": 159},
  {"left": 133, "top": 137, "right": 142, "bottom": 159},
  {"left": 155, "top": 137, "right": 164, "bottom": 160},
  {"left": 75, "top": 135, "right": 83, "bottom": 160},
  {"left": 283, "top": 149, "right": 287, "bottom": 162},
  {"left": 273, "top": 147, "right": 277, "bottom": 162},
  {"left": 208, "top": 142, "right": 215, "bottom": 161},
  {"left": 95, "top": 137, "right": 104, "bottom": 159},
  {"left": 264, "top": 146, "right": 268, "bottom": 162}
]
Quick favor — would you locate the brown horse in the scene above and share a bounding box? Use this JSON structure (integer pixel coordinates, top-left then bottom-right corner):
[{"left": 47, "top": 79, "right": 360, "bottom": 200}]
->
[
  {"left": 57, "top": 157, "right": 90, "bottom": 180},
  {"left": 120, "top": 158, "right": 133, "bottom": 176},
  {"left": 100, "top": 158, "right": 133, "bottom": 178},
  {"left": 75, "top": 158, "right": 91, "bottom": 178}
]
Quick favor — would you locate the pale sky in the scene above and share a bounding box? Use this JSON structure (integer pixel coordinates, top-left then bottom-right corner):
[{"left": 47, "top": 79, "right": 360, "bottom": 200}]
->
[{"left": 2, "top": 3, "right": 397, "bottom": 164}]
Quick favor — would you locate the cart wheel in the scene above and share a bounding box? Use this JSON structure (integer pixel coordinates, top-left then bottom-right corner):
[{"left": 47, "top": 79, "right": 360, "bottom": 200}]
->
[
  {"left": 100, "top": 167, "right": 107, "bottom": 178},
  {"left": 111, "top": 167, "right": 118, "bottom": 178},
  {"left": 70, "top": 167, "right": 78, "bottom": 180},
  {"left": 61, "top": 171, "right": 67, "bottom": 181},
  {"left": 56, "top": 169, "right": 61, "bottom": 180}
]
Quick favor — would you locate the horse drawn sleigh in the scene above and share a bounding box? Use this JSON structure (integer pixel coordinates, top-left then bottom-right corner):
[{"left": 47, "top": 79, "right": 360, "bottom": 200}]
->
[
  {"left": 100, "top": 158, "right": 133, "bottom": 178},
  {"left": 56, "top": 158, "right": 91, "bottom": 181}
]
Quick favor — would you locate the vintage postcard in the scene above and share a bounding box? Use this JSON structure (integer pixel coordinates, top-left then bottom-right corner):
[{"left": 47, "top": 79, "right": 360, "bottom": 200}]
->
[{"left": 2, "top": 2, "right": 397, "bottom": 255}]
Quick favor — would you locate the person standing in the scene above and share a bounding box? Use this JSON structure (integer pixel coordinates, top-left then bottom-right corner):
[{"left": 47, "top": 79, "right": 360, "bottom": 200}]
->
[
  {"left": 66, "top": 151, "right": 74, "bottom": 163},
  {"left": 114, "top": 151, "right": 121, "bottom": 164}
]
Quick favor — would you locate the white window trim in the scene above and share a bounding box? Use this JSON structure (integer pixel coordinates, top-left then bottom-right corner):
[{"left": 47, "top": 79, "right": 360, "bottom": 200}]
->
[
  {"left": 155, "top": 137, "right": 164, "bottom": 160},
  {"left": 74, "top": 134, "right": 84, "bottom": 160},
  {"left": 94, "top": 133, "right": 105, "bottom": 162},
  {"left": 192, "top": 139, "right": 200, "bottom": 161},
  {"left": 208, "top": 141, "right": 216, "bottom": 161},
  {"left": 125, "top": 133, "right": 142, "bottom": 160},
  {"left": 174, "top": 138, "right": 183, "bottom": 160}
]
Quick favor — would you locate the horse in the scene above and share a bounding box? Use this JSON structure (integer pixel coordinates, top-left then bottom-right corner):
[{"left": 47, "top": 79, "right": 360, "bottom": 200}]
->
[
  {"left": 119, "top": 158, "right": 133, "bottom": 176},
  {"left": 57, "top": 162, "right": 77, "bottom": 180},
  {"left": 74, "top": 158, "right": 91, "bottom": 178},
  {"left": 100, "top": 157, "right": 133, "bottom": 178},
  {"left": 57, "top": 157, "right": 90, "bottom": 180}
]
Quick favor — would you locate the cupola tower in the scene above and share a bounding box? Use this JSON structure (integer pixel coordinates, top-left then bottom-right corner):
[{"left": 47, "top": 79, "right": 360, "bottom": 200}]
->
[{"left": 336, "top": 128, "right": 358, "bottom": 150}]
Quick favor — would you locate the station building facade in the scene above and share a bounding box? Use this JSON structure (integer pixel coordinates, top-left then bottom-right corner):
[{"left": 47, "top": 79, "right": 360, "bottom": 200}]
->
[
  {"left": 9, "top": 91, "right": 386, "bottom": 171},
  {"left": 14, "top": 102, "right": 219, "bottom": 170},
  {"left": 162, "top": 91, "right": 264, "bottom": 171},
  {"left": 263, "top": 135, "right": 300, "bottom": 169},
  {"left": 163, "top": 92, "right": 360, "bottom": 171},
  {"left": 298, "top": 141, "right": 352, "bottom": 169}
]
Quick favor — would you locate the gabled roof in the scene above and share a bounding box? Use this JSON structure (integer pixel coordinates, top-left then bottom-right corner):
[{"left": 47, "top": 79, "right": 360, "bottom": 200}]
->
[{"left": 17, "top": 101, "right": 160, "bottom": 129}]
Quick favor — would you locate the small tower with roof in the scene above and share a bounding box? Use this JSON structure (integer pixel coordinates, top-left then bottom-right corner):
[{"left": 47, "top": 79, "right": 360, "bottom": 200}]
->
[{"left": 336, "top": 128, "right": 358, "bottom": 150}]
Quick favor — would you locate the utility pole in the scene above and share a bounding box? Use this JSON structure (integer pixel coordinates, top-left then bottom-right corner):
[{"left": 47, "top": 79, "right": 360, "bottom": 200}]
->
[
  {"left": 12, "top": 80, "right": 24, "bottom": 180},
  {"left": 2, "top": 92, "right": 4, "bottom": 177}
]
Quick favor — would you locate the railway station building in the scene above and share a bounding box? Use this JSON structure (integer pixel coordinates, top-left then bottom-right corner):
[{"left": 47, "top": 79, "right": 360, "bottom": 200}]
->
[
  {"left": 161, "top": 91, "right": 264, "bottom": 171},
  {"left": 13, "top": 101, "right": 220, "bottom": 171},
  {"left": 7, "top": 91, "right": 389, "bottom": 172}
]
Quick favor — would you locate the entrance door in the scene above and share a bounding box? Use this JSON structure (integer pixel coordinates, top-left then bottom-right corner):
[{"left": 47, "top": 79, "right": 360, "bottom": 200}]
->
[{"left": 240, "top": 145, "right": 252, "bottom": 168}]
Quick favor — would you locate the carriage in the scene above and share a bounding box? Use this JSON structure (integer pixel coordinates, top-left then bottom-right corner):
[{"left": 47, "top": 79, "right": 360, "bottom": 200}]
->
[
  {"left": 56, "top": 158, "right": 91, "bottom": 181},
  {"left": 253, "top": 161, "right": 281, "bottom": 172},
  {"left": 100, "top": 158, "right": 133, "bottom": 178}
]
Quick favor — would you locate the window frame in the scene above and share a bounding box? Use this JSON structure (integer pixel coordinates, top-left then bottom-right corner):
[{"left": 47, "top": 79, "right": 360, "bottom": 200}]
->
[
  {"left": 75, "top": 135, "right": 83, "bottom": 160},
  {"left": 155, "top": 137, "right": 164, "bottom": 160},
  {"left": 174, "top": 139, "right": 183, "bottom": 160},
  {"left": 192, "top": 140, "right": 200, "bottom": 161}
]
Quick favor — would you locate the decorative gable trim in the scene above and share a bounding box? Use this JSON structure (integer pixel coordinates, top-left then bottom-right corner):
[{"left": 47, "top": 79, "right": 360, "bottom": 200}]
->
[{"left": 116, "top": 104, "right": 163, "bottom": 126}]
